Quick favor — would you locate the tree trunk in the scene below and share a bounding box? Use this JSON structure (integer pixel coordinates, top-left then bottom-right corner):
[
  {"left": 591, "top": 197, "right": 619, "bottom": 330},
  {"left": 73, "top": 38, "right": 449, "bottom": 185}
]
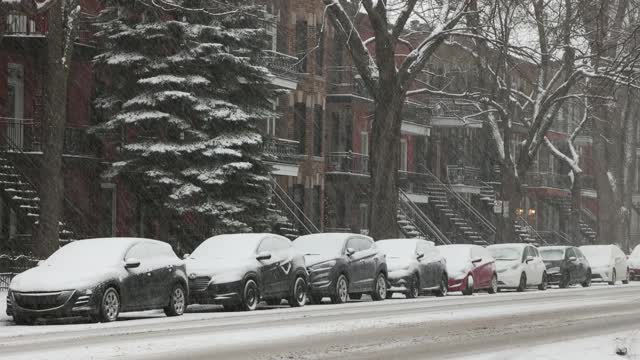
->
[
  {"left": 570, "top": 173, "right": 583, "bottom": 244},
  {"left": 498, "top": 164, "right": 521, "bottom": 243},
  {"left": 368, "top": 92, "right": 403, "bottom": 240},
  {"left": 35, "top": 2, "right": 68, "bottom": 257}
]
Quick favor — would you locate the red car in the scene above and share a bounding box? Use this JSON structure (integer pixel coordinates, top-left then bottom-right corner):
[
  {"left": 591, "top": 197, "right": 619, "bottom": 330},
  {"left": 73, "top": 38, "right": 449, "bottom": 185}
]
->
[{"left": 437, "top": 244, "right": 498, "bottom": 295}]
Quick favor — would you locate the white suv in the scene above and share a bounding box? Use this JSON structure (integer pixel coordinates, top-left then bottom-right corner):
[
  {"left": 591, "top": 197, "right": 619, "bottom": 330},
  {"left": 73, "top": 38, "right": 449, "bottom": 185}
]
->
[{"left": 487, "top": 244, "right": 548, "bottom": 291}]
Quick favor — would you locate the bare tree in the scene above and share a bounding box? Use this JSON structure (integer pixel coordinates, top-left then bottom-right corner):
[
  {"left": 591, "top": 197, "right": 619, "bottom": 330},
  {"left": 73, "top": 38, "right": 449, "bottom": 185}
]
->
[{"left": 322, "top": 0, "right": 471, "bottom": 239}]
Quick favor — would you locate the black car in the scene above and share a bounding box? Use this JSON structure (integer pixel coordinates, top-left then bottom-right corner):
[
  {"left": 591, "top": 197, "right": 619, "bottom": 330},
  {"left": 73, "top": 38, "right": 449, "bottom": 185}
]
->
[
  {"left": 539, "top": 246, "right": 592, "bottom": 288},
  {"left": 292, "top": 233, "right": 388, "bottom": 304},
  {"left": 186, "top": 233, "right": 308, "bottom": 311},
  {"left": 377, "top": 239, "right": 448, "bottom": 298},
  {"left": 7, "top": 238, "right": 188, "bottom": 324}
]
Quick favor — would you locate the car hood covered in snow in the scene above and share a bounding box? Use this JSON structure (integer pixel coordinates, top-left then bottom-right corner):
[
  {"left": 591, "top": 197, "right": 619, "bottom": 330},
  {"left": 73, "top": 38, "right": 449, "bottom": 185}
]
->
[
  {"left": 304, "top": 254, "right": 339, "bottom": 267},
  {"left": 495, "top": 259, "right": 520, "bottom": 272},
  {"left": 10, "top": 264, "right": 119, "bottom": 292},
  {"left": 186, "top": 257, "right": 253, "bottom": 281}
]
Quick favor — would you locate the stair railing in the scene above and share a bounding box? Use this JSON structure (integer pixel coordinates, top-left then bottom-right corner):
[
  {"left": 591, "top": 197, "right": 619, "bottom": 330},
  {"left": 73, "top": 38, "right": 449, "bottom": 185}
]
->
[
  {"left": 399, "top": 189, "right": 451, "bottom": 245},
  {"left": 515, "top": 216, "right": 548, "bottom": 246},
  {"left": 270, "top": 177, "right": 320, "bottom": 235}
]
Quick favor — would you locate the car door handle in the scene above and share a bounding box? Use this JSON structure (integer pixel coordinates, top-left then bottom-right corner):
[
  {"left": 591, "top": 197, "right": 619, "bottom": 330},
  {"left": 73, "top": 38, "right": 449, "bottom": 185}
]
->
[{"left": 167, "top": 265, "right": 174, "bottom": 272}]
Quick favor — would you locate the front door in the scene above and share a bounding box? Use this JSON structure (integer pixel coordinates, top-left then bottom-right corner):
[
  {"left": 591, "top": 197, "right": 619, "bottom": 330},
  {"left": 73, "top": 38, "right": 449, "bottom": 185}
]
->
[{"left": 7, "top": 64, "right": 24, "bottom": 149}]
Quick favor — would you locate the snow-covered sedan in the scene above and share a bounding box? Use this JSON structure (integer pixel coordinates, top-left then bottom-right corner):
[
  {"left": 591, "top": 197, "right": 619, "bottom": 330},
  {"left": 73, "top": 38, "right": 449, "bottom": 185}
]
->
[
  {"left": 579, "top": 245, "right": 629, "bottom": 285},
  {"left": 293, "top": 233, "right": 387, "bottom": 304},
  {"left": 487, "top": 244, "right": 547, "bottom": 291},
  {"left": 539, "top": 246, "right": 591, "bottom": 288},
  {"left": 7, "top": 238, "right": 188, "bottom": 324},
  {"left": 186, "top": 234, "right": 308, "bottom": 311},
  {"left": 628, "top": 245, "right": 640, "bottom": 280},
  {"left": 377, "top": 239, "right": 448, "bottom": 298},
  {"left": 437, "top": 244, "right": 497, "bottom": 295}
]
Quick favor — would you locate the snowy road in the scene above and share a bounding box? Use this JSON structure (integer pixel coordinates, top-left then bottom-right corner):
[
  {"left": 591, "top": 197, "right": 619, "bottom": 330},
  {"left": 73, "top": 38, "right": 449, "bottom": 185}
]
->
[{"left": 0, "top": 283, "right": 639, "bottom": 359}]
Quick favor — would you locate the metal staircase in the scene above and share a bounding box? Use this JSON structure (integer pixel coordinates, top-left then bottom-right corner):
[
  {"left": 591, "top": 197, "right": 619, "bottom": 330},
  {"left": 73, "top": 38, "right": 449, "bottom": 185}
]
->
[
  {"left": 398, "top": 189, "right": 451, "bottom": 245},
  {"left": 269, "top": 178, "right": 319, "bottom": 239},
  {"left": 550, "top": 197, "right": 597, "bottom": 242}
]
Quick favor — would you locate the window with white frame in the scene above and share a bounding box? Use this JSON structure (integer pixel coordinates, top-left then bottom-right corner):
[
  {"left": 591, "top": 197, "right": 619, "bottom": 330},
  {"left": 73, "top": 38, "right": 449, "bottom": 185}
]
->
[
  {"left": 361, "top": 131, "right": 369, "bottom": 156},
  {"left": 359, "top": 203, "right": 369, "bottom": 233},
  {"left": 400, "top": 139, "right": 408, "bottom": 172}
]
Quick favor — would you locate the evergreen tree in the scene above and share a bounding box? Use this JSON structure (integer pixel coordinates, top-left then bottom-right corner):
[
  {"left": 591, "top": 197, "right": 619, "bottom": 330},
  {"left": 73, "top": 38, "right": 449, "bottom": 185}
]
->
[{"left": 92, "top": 1, "right": 277, "bottom": 247}]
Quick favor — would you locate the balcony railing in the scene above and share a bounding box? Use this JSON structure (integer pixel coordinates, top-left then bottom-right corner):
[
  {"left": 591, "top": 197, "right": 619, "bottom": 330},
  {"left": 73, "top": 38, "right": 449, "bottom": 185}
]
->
[
  {"left": 447, "top": 165, "right": 481, "bottom": 186},
  {"left": 326, "top": 152, "right": 369, "bottom": 175},
  {"left": 3, "top": 11, "right": 95, "bottom": 44},
  {"left": 262, "top": 137, "right": 303, "bottom": 164},
  {"left": 0, "top": 118, "right": 96, "bottom": 156},
  {"left": 256, "top": 50, "right": 303, "bottom": 82},
  {"left": 525, "top": 171, "right": 571, "bottom": 190}
]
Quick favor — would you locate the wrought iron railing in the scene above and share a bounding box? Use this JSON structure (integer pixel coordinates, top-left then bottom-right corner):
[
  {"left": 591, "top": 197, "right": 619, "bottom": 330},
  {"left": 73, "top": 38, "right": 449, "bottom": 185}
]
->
[
  {"left": 515, "top": 216, "right": 548, "bottom": 245},
  {"left": 538, "top": 231, "right": 573, "bottom": 246},
  {"left": 4, "top": 11, "right": 95, "bottom": 44},
  {"left": 447, "top": 165, "right": 481, "bottom": 186},
  {"left": 326, "top": 152, "right": 369, "bottom": 175},
  {"left": 270, "top": 178, "right": 320, "bottom": 235},
  {"left": 256, "top": 50, "right": 304, "bottom": 81},
  {"left": 525, "top": 171, "right": 571, "bottom": 190},
  {"left": 399, "top": 189, "right": 451, "bottom": 245},
  {"left": 327, "top": 66, "right": 370, "bottom": 98},
  {"left": 262, "top": 137, "right": 303, "bottom": 164},
  {"left": 0, "top": 118, "right": 96, "bottom": 156}
]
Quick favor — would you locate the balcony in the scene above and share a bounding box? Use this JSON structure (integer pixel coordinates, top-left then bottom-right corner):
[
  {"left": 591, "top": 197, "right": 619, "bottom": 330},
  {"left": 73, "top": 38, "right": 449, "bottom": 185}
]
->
[
  {"left": 0, "top": 118, "right": 96, "bottom": 157},
  {"left": 262, "top": 137, "right": 303, "bottom": 165},
  {"left": 326, "top": 152, "right": 369, "bottom": 176},
  {"left": 447, "top": 165, "right": 481, "bottom": 186},
  {"left": 428, "top": 98, "right": 483, "bottom": 128},
  {"left": 256, "top": 50, "right": 303, "bottom": 89},
  {"left": 525, "top": 171, "right": 571, "bottom": 190},
  {"left": 327, "top": 66, "right": 371, "bottom": 100},
  {"left": 3, "top": 11, "right": 95, "bottom": 45}
]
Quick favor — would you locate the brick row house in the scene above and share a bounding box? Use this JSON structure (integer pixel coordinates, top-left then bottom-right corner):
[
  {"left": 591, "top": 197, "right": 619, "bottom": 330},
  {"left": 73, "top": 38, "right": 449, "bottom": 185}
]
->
[{"left": 2, "top": 0, "right": 640, "bottom": 255}]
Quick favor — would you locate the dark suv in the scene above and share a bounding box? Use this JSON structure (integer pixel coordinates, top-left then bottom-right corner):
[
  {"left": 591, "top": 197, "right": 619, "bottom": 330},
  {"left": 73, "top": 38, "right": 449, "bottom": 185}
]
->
[
  {"left": 293, "top": 233, "right": 387, "bottom": 304},
  {"left": 539, "top": 246, "right": 591, "bottom": 288}
]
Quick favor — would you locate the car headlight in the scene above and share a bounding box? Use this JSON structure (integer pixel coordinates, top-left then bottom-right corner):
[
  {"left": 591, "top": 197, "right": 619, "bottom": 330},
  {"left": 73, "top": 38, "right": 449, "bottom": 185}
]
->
[{"left": 309, "top": 260, "right": 337, "bottom": 272}]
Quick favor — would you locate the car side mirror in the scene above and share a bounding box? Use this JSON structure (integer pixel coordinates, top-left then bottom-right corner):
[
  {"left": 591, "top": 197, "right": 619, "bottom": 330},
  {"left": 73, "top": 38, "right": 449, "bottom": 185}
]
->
[
  {"left": 525, "top": 256, "right": 534, "bottom": 263},
  {"left": 569, "top": 256, "right": 577, "bottom": 262},
  {"left": 37, "top": 260, "right": 44, "bottom": 266},
  {"left": 417, "top": 253, "right": 425, "bottom": 260},
  {"left": 346, "top": 247, "right": 356, "bottom": 257},
  {"left": 471, "top": 257, "right": 482, "bottom": 264},
  {"left": 183, "top": 253, "right": 190, "bottom": 260},
  {"left": 124, "top": 258, "right": 141, "bottom": 269},
  {"left": 256, "top": 251, "right": 272, "bottom": 261}
]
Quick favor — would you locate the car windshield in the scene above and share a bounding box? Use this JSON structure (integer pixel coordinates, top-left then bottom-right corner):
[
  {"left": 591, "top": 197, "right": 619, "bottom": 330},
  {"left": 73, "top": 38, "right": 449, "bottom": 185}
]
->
[
  {"left": 376, "top": 240, "right": 416, "bottom": 258},
  {"left": 191, "top": 235, "right": 260, "bottom": 259},
  {"left": 631, "top": 245, "right": 640, "bottom": 259},
  {"left": 488, "top": 247, "right": 521, "bottom": 261},
  {"left": 438, "top": 245, "right": 471, "bottom": 272},
  {"left": 540, "top": 248, "right": 565, "bottom": 261},
  {"left": 580, "top": 246, "right": 611, "bottom": 266},
  {"left": 293, "top": 235, "right": 346, "bottom": 257},
  {"left": 45, "top": 239, "right": 127, "bottom": 268}
]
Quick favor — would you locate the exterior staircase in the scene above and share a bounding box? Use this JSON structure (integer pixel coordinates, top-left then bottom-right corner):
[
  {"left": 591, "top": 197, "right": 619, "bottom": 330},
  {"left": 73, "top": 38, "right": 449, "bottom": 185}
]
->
[
  {"left": 554, "top": 197, "right": 597, "bottom": 242},
  {"left": 269, "top": 178, "right": 319, "bottom": 239},
  {"left": 398, "top": 189, "right": 451, "bottom": 245}
]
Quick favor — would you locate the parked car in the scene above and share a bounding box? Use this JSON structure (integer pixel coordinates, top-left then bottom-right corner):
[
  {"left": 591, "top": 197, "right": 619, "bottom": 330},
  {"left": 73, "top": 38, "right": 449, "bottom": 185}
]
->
[
  {"left": 437, "top": 244, "right": 497, "bottom": 295},
  {"left": 293, "top": 233, "right": 387, "bottom": 304},
  {"left": 377, "top": 239, "right": 448, "bottom": 298},
  {"left": 579, "top": 245, "right": 629, "bottom": 285},
  {"left": 487, "top": 244, "right": 547, "bottom": 291},
  {"left": 539, "top": 246, "right": 591, "bottom": 288},
  {"left": 186, "top": 233, "right": 308, "bottom": 311},
  {"left": 7, "top": 238, "right": 187, "bottom": 324},
  {"left": 628, "top": 245, "right": 640, "bottom": 280}
]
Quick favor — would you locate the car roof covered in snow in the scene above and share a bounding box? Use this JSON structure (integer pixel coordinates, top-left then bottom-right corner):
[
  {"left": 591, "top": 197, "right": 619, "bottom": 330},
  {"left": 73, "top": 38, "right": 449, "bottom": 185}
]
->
[
  {"left": 75, "top": 237, "right": 162, "bottom": 249},
  {"left": 539, "top": 245, "right": 570, "bottom": 250},
  {"left": 294, "top": 233, "right": 369, "bottom": 243},
  {"left": 203, "top": 233, "right": 276, "bottom": 243},
  {"left": 377, "top": 238, "right": 434, "bottom": 246},
  {"left": 487, "top": 243, "right": 530, "bottom": 249}
]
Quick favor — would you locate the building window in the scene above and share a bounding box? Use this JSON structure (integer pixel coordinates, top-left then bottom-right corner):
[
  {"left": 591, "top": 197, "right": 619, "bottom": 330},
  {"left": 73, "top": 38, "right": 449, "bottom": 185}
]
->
[
  {"left": 294, "top": 103, "right": 306, "bottom": 154},
  {"left": 361, "top": 131, "right": 369, "bottom": 156},
  {"left": 266, "top": 117, "right": 276, "bottom": 137},
  {"left": 266, "top": 8, "right": 279, "bottom": 52},
  {"left": 400, "top": 139, "right": 408, "bottom": 172},
  {"left": 295, "top": 20, "right": 308, "bottom": 73},
  {"left": 7, "top": 63, "right": 24, "bottom": 149},
  {"left": 312, "top": 186, "right": 321, "bottom": 228},
  {"left": 360, "top": 203, "right": 369, "bottom": 233},
  {"left": 313, "top": 105, "right": 323, "bottom": 156},
  {"left": 315, "top": 28, "right": 324, "bottom": 76}
]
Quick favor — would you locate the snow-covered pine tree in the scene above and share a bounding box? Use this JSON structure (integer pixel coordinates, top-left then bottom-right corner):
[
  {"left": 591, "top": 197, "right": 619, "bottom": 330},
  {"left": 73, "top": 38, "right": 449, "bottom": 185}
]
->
[{"left": 92, "top": 1, "right": 277, "bottom": 247}]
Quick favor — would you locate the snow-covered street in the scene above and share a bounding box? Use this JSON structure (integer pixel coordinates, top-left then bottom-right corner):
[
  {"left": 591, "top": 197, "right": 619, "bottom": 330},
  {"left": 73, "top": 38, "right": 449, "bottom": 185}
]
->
[{"left": 0, "top": 283, "right": 638, "bottom": 359}]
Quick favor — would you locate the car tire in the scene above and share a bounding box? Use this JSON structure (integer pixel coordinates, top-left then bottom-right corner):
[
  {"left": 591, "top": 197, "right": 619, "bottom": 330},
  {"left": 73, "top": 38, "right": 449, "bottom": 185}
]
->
[
  {"left": 164, "top": 284, "right": 186, "bottom": 317},
  {"left": 13, "top": 315, "right": 33, "bottom": 325},
  {"left": 623, "top": 269, "right": 630, "bottom": 284},
  {"left": 371, "top": 273, "right": 387, "bottom": 301},
  {"left": 288, "top": 276, "right": 307, "bottom": 308},
  {"left": 240, "top": 279, "right": 259, "bottom": 311},
  {"left": 265, "top": 298, "right": 281, "bottom": 306},
  {"left": 538, "top": 272, "right": 548, "bottom": 291},
  {"left": 406, "top": 274, "right": 420, "bottom": 299},
  {"left": 516, "top": 273, "right": 526, "bottom": 292},
  {"left": 349, "top": 293, "right": 362, "bottom": 300},
  {"left": 608, "top": 269, "right": 617, "bottom": 286},
  {"left": 581, "top": 270, "right": 592, "bottom": 287},
  {"left": 99, "top": 287, "right": 120, "bottom": 323},
  {"left": 559, "top": 271, "right": 570, "bottom": 288},
  {"left": 435, "top": 273, "right": 448, "bottom": 297},
  {"left": 462, "top": 275, "right": 474, "bottom": 296},
  {"left": 331, "top": 274, "right": 349, "bottom": 304},
  {"left": 488, "top": 274, "right": 498, "bottom": 294}
]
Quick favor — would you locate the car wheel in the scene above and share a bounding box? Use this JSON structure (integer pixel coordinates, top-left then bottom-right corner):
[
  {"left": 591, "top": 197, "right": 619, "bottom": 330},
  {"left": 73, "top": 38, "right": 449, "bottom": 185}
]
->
[
  {"left": 265, "top": 298, "right": 281, "bottom": 306},
  {"left": 164, "top": 284, "right": 186, "bottom": 317},
  {"left": 608, "top": 269, "right": 617, "bottom": 286},
  {"left": 406, "top": 274, "right": 420, "bottom": 299},
  {"left": 13, "top": 315, "right": 33, "bottom": 325},
  {"left": 538, "top": 272, "right": 548, "bottom": 291},
  {"left": 241, "top": 279, "right": 259, "bottom": 311},
  {"left": 488, "top": 274, "right": 498, "bottom": 294},
  {"left": 371, "top": 273, "right": 387, "bottom": 301},
  {"left": 516, "top": 273, "right": 526, "bottom": 292},
  {"left": 581, "top": 270, "right": 592, "bottom": 287},
  {"left": 462, "top": 275, "right": 474, "bottom": 296},
  {"left": 349, "top": 293, "right": 362, "bottom": 300},
  {"left": 331, "top": 274, "right": 349, "bottom": 304},
  {"left": 288, "top": 276, "right": 307, "bottom": 308},
  {"left": 99, "top": 287, "right": 120, "bottom": 323},
  {"left": 559, "top": 271, "right": 570, "bottom": 288},
  {"left": 435, "top": 273, "right": 448, "bottom": 297},
  {"left": 623, "top": 269, "right": 630, "bottom": 284}
]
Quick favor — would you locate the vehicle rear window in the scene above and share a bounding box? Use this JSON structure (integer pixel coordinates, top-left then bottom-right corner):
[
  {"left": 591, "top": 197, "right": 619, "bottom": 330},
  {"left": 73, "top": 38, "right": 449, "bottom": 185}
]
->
[{"left": 540, "top": 248, "right": 564, "bottom": 261}]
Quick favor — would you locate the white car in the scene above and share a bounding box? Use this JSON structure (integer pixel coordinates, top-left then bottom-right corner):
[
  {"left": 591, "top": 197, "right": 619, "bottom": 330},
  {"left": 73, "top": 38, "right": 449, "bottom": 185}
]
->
[
  {"left": 487, "top": 244, "right": 547, "bottom": 291},
  {"left": 579, "top": 245, "right": 629, "bottom": 285},
  {"left": 628, "top": 245, "right": 640, "bottom": 280}
]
